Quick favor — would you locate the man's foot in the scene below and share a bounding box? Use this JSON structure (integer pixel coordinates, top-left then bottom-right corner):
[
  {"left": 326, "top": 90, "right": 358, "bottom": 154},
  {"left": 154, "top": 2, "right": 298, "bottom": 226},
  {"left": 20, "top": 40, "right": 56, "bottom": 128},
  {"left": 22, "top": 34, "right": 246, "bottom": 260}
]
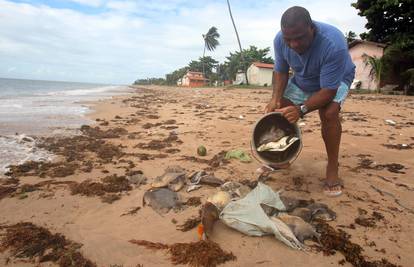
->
[
  {"left": 324, "top": 163, "right": 343, "bottom": 197},
  {"left": 323, "top": 179, "right": 343, "bottom": 197}
]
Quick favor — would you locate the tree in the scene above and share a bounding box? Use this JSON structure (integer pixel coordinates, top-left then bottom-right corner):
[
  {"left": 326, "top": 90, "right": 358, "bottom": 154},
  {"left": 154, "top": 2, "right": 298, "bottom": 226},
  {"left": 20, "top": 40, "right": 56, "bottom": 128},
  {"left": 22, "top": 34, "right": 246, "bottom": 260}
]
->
[
  {"left": 202, "top": 27, "right": 220, "bottom": 80},
  {"left": 224, "top": 46, "right": 274, "bottom": 80},
  {"left": 345, "top": 31, "right": 357, "bottom": 45},
  {"left": 165, "top": 66, "right": 189, "bottom": 85},
  {"left": 352, "top": 0, "right": 414, "bottom": 92},
  {"left": 226, "top": 0, "right": 248, "bottom": 84},
  {"left": 352, "top": 0, "right": 414, "bottom": 44},
  {"left": 189, "top": 56, "right": 218, "bottom": 79},
  {"left": 363, "top": 54, "right": 384, "bottom": 92}
]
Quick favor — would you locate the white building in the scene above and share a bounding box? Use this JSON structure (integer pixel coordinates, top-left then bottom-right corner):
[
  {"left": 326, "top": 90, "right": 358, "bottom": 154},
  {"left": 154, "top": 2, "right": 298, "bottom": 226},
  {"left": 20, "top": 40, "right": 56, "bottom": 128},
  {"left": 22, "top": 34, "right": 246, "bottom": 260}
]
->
[
  {"left": 247, "top": 62, "right": 274, "bottom": 86},
  {"left": 348, "top": 40, "right": 386, "bottom": 90}
]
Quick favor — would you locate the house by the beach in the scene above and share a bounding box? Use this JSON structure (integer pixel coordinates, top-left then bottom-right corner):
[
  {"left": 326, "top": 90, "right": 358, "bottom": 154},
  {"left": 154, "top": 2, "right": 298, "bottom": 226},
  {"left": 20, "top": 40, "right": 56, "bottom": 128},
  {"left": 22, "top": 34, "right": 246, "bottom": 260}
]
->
[
  {"left": 246, "top": 62, "right": 274, "bottom": 86},
  {"left": 348, "top": 40, "right": 386, "bottom": 90},
  {"left": 180, "top": 71, "right": 207, "bottom": 87}
]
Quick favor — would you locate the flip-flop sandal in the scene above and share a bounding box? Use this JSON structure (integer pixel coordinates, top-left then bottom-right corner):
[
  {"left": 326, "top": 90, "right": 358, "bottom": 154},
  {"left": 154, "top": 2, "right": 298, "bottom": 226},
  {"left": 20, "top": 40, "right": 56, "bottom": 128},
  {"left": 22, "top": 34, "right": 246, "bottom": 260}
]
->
[{"left": 323, "top": 180, "right": 344, "bottom": 197}]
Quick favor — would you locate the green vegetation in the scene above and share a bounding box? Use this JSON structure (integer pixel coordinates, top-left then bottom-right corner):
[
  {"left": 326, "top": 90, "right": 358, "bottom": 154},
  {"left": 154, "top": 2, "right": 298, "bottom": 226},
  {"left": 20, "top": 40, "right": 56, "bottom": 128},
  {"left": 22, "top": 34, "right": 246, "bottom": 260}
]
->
[{"left": 352, "top": 0, "right": 414, "bottom": 94}]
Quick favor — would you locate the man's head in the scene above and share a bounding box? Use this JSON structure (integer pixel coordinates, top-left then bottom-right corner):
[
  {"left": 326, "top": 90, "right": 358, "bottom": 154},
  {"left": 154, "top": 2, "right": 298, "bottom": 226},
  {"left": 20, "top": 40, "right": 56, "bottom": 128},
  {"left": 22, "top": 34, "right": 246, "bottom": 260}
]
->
[{"left": 281, "top": 6, "right": 315, "bottom": 54}]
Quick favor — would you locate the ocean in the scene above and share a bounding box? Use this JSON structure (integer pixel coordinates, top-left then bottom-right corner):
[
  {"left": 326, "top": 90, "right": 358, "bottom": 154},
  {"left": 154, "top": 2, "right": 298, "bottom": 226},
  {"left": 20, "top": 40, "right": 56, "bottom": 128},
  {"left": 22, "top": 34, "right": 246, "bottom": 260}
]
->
[{"left": 0, "top": 78, "right": 132, "bottom": 175}]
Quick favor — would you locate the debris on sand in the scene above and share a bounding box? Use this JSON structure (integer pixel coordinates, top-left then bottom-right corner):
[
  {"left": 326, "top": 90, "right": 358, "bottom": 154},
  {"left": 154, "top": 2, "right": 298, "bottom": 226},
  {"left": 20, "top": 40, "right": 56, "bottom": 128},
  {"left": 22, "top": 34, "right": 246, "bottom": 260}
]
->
[
  {"left": 0, "top": 222, "right": 96, "bottom": 267},
  {"left": 176, "top": 217, "right": 201, "bottom": 232},
  {"left": 70, "top": 174, "right": 132, "bottom": 203},
  {"left": 382, "top": 143, "right": 412, "bottom": 150},
  {"left": 129, "top": 239, "right": 236, "bottom": 267},
  {"left": 121, "top": 207, "right": 141, "bottom": 216},
  {"left": 0, "top": 186, "right": 17, "bottom": 200},
  {"left": 5, "top": 161, "right": 79, "bottom": 178},
  {"left": 180, "top": 151, "right": 228, "bottom": 169},
  {"left": 314, "top": 220, "right": 398, "bottom": 267},
  {"left": 185, "top": 197, "right": 202, "bottom": 207},
  {"left": 143, "top": 188, "right": 181, "bottom": 214},
  {"left": 136, "top": 132, "right": 182, "bottom": 151},
  {"left": 354, "top": 158, "right": 406, "bottom": 174},
  {"left": 79, "top": 125, "right": 128, "bottom": 138}
]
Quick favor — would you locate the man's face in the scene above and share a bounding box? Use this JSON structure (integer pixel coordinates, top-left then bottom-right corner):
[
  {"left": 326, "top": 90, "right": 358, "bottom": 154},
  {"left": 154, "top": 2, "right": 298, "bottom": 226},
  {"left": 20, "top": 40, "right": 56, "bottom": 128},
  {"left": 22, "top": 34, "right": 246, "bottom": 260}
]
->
[{"left": 282, "top": 23, "right": 314, "bottom": 54}]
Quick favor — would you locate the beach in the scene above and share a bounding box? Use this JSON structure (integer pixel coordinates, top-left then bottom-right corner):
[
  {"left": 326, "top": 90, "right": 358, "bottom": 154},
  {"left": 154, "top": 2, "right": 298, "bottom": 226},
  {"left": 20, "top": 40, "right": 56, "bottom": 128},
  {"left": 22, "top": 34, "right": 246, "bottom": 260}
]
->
[{"left": 0, "top": 85, "right": 413, "bottom": 267}]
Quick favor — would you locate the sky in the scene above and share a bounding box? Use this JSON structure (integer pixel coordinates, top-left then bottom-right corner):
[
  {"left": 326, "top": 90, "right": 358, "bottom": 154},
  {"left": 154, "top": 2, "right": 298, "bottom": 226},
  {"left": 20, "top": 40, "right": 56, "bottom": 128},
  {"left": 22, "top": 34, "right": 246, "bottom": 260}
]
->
[{"left": 0, "top": 0, "right": 367, "bottom": 84}]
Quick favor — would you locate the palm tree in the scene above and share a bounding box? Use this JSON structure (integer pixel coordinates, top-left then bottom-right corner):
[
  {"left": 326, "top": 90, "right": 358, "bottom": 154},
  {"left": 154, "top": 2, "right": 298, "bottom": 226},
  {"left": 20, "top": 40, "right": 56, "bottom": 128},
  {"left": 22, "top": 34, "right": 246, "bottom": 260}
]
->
[
  {"left": 202, "top": 26, "right": 220, "bottom": 83},
  {"left": 363, "top": 53, "right": 383, "bottom": 93},
  {"left": 226, "top": 0, "right": 248, "bottom": 84}
]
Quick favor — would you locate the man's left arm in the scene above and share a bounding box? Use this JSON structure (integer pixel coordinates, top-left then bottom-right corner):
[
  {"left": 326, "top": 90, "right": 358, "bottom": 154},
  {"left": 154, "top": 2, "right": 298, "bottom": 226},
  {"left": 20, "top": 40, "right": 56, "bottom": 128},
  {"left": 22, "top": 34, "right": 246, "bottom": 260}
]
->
[
  {"left": 277, "top": 49, "right": 347, "bottom": 123},
  {"left": 304, "top": 49, "right": 348, "bottom": 112}
]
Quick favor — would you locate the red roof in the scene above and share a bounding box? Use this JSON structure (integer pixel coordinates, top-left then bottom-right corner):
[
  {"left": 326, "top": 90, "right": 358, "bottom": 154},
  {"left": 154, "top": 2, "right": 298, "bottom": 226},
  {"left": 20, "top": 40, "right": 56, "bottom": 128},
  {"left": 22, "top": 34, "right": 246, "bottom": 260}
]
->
[
  {"left": 185, "top": 71, "right": 207, "bottom": 81},
  {"left": 252, "top": 62, "right": 274, "bottom": 69}
]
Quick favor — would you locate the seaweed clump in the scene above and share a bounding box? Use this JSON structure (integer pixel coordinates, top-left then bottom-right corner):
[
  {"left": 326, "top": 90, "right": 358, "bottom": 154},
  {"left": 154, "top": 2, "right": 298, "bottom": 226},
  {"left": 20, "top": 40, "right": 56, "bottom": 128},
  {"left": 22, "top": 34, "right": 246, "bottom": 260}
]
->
[
  {"left": 129, "top": 239, "right": 236, "bottom": 267},
  {"left": 314, "top": 220, "right": 399, "bottom": 267},
  {"left": 70, "top": 174, "right": 132, "bottom": 203},
  {"left": 0, "top": 222, "right": 96, "bottom": 267}
]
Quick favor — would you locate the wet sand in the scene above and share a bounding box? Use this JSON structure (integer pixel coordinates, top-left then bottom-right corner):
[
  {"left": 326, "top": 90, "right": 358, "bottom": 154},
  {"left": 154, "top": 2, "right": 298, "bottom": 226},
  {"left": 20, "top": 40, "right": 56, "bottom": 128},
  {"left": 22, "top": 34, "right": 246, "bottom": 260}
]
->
[{"left": 0, "top": 85, "right": 413, "bottom": 267}]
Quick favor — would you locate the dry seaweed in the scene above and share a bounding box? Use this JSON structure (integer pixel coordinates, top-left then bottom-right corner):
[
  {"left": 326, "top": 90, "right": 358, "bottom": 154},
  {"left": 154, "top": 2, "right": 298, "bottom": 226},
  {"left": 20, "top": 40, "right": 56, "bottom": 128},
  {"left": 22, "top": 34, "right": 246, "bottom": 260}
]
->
[
  {"left": 0, "top": 222, "right": 96, "bottom": 267},
  {"left": 0, "top": 186, "right": 17, "bottom": 200},
  {"left": 185, "top": 197, "right": 202, "bottom": 207},
  {"left": 121, "top": 207, "right": 141, "bottom": 216},
  {"left": 70, "top": 174, "right": 132, "bottom": 203},
  {"left": 129, "top": 239, "right": 236, "bottom": 267},
  {"left": 176, "top": 217, "right": 201, "bottom": 232},
  {"left": 314, "top": 220, "right": 399, "bottom": 267}
]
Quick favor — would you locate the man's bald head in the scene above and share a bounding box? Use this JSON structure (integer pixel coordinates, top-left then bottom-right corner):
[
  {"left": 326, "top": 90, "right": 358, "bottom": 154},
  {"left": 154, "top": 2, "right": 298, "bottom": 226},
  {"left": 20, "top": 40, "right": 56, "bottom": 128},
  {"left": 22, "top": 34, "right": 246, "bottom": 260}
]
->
[
  {"left": 280, "top": 6, "right": 315, "bottom": 54},
  {"left": 281, "top": 6, "right": 313, "bottom": 29}
]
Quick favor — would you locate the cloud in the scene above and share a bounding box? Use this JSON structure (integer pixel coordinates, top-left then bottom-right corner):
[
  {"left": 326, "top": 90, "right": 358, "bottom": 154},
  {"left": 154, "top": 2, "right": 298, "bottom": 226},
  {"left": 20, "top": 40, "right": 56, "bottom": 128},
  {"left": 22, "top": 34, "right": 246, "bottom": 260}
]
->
[
  {"left": 0, "top": 0, "right": 367, "bottom": 84},
  {"left": 68, "top": 0, "right": 104, "bottom": 7}
]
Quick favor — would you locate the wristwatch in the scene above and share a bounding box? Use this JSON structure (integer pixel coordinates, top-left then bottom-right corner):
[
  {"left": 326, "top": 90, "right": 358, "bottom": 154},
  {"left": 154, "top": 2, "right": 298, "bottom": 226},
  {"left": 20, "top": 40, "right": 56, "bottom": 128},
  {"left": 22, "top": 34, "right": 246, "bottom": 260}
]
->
[{"left": 298, "top": 104, "right": 308, "bottom": 118}]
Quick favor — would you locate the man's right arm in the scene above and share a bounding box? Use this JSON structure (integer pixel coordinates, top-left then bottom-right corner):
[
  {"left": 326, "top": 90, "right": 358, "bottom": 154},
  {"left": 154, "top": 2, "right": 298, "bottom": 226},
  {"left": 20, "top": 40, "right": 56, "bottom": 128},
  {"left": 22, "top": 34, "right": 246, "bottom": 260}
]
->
[{"left": 265, "top": 71, "right": 289, "bottom": 113}]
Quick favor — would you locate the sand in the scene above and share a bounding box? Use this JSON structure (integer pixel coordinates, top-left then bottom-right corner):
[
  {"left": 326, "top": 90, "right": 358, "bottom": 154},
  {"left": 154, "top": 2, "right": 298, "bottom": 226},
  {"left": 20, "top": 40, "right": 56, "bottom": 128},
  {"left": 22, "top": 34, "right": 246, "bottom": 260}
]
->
[{"left": 0, "top": 85, "right": 413, "bottom": 267}]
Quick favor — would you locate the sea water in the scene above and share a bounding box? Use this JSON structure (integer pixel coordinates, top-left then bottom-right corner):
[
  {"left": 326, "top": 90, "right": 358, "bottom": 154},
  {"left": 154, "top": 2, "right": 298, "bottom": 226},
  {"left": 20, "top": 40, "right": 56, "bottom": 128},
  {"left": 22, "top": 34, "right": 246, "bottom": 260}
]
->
[{"left": 0, "top": 78, "right": 132, "bottom": 175}]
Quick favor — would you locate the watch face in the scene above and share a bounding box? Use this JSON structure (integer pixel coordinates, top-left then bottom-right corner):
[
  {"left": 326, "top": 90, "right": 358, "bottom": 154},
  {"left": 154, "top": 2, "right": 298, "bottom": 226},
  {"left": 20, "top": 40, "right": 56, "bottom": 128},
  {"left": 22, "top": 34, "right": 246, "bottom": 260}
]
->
[{"left": 300, "top": 105, "right": 308, "bottom": 113}]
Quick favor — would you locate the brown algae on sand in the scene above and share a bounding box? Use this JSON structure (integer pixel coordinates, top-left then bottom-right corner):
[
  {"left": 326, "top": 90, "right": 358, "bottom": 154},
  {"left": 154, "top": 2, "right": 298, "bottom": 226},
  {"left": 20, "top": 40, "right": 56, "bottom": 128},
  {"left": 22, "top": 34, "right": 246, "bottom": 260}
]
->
[
  {"left": 0, "top": 222, "right": 96, "bottom": 267},
  {"left": 129, "top": 239, "right": 236, "bottom": 267},
  {"left": 314, "top": 220, "right": 399, "bottom": 267}
]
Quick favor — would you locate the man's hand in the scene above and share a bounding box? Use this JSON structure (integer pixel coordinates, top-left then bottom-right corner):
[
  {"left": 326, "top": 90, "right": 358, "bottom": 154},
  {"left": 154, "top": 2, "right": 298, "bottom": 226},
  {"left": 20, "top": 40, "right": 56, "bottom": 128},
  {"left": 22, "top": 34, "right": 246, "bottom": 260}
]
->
[
  {"left": 275, "top": 105, "right": 300, "bottom": 124},
  {"left": 264, "top": 99, "right": 281, "bottom": 113}
]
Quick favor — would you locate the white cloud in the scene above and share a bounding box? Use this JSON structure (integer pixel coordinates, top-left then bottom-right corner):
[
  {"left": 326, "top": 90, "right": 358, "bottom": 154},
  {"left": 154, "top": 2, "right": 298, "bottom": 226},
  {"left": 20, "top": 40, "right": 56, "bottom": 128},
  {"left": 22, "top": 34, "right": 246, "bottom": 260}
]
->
[
  {"left": 0, "top": 0, "right": 367, "bottom": 84},
  {"left": 68, "top": 0, "right": 104, "bottom": 7}
]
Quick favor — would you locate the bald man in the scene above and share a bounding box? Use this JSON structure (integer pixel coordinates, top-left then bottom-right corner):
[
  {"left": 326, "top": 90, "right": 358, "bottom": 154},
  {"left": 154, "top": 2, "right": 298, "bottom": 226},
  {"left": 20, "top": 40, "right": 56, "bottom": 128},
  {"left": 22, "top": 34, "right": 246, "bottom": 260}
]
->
[{"left": 265, "top": 6, "right": 355, "bottom": 197}]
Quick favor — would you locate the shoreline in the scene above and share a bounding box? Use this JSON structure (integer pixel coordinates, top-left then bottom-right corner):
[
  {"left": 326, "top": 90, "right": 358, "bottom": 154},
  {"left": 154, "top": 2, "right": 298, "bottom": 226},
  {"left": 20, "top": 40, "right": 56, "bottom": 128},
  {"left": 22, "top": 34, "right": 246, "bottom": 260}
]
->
[{"left": 1, "top": 85, "right": 413, "bottom": 266}]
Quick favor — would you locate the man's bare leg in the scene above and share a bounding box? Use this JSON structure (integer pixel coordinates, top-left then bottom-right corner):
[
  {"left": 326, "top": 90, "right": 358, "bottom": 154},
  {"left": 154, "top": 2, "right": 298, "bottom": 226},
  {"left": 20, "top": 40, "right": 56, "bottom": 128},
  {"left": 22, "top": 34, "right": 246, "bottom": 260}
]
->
[{"left": 319, "top": 102, "right": 342, "bottom": 195}]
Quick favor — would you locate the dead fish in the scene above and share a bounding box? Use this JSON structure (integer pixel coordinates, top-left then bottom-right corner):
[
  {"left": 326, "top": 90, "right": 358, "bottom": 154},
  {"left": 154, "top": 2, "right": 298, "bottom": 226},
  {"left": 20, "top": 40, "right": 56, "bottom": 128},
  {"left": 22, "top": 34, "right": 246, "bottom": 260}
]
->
[
  {"left": 290, "top": 207, "right": 312, "bottom": 222},
  {"left": 207, "top": 191, "right": 232, "bottom": 210},
  {"left": 220, "top": 181, "right": 250, "bottom": 199},
  {"left": 168, "top": 174, "right": 186, "bottom": 192},
  {"left": 187, "top": 184, "right": 202, "bottom": 192},
  {"left": 152, "top": 171, "right": 185, "bottom": 188},
  {"left": 307, "top": 203, "right": 336, "bottom": 221},
  {"left": 189, "top": 171, "right": 223, "bottom": 187},
  {"left": 277, "top": 213, "right": 320, "bottom": 243},
  {"left": 143, "top": 188, "right": 181, "bottom": 215},
  {"left": 261, "top": 203, "right": 278, "bottom": 217},
  {"left": 258, "top": 126, "right": 286, "bottom": 146},
  {"left": 279, "top": 196, "right": 300, "bottom": 212},
  {"left": 200, "top": 202, "right": 220, "bottom": 239},
  {"left": 280, "top": 196, "right": 313, "bottom": 212}
]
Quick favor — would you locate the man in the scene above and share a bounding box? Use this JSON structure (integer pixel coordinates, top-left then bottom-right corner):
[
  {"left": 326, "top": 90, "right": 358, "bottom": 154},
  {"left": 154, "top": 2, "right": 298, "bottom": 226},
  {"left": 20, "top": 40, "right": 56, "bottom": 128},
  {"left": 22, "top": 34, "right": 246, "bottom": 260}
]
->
[{"left": 265, "top": 6, "right": 355, "bottom": 197}]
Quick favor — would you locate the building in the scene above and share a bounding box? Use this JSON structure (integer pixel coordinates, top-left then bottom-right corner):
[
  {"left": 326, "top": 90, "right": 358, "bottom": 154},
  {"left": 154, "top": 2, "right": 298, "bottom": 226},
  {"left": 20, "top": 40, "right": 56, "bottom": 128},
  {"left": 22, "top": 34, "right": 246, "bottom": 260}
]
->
[
  {"left": 349, "top": 40, "right": 386, "bottom": 90},
  {"left": 246, "top": 62, "right": 274, "bottom": 86},
  {"left": 181, "top": 71, "right": 207, "bottom": 87}
]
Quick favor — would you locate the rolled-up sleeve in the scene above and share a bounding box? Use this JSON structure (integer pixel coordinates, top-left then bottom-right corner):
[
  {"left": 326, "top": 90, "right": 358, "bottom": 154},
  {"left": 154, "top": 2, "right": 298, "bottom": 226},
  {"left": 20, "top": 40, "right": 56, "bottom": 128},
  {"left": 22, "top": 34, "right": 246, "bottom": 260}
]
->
[
  {"left": 320, "top": 49, "right": 347, "bottom": 90},
  {"left": 273, "top": 33, "right": 289, "bottom": 73}
]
